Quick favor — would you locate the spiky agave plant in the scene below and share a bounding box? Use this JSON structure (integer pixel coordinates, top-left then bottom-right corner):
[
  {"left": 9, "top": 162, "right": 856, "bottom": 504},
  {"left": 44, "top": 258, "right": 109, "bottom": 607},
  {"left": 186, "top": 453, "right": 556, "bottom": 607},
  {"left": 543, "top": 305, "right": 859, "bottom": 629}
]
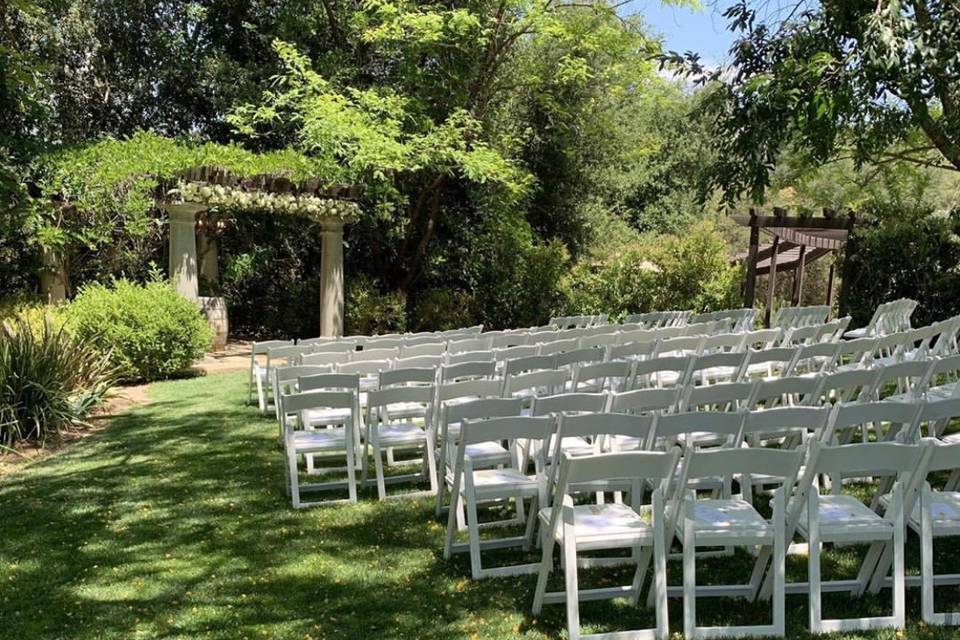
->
[{"left": 0, "top": 317, "right": 119, "bottom": 448}]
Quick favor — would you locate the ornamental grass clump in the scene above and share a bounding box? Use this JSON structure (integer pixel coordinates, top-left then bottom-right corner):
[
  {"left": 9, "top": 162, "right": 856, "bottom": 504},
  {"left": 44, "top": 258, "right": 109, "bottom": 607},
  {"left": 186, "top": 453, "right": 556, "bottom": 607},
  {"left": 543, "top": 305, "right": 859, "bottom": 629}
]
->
[
  {"left": 65, "top": 278, "right": 213, "bottom": 382},
  {"left": 0, "top": 317, "right": 118, "bottom": 448}
]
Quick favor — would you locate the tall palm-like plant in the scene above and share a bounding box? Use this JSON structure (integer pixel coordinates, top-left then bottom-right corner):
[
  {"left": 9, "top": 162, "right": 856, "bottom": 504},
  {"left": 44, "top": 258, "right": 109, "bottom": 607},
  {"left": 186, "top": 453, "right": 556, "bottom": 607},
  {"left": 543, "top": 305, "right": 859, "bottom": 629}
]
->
[{"left": 0, "top": 317, "right": 119, "bottom": 448}]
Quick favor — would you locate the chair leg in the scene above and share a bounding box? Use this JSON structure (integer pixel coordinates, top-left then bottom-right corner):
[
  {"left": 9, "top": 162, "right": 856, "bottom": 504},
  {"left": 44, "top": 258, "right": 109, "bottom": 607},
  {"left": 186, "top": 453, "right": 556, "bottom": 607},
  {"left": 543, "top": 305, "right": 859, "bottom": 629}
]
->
[
  {"left": 523, "top": 496, "right": 538, "bottom": 550},
  {"left": 773, "top": 489, "right": 786, "bottom": 636},
  {"left": 892, "top": 487, "right": 906, "bottom": 628},
  {"left": 372, "top": 437, "right": 386, "bottom": 500},
  {"left": 682, "top": 517, "right": 697, "bottom": 639},
  {"left": 425, "top": 432, "right": 439, "bottom": 494},
  {"left": 465, "top": 484, "right": 484, "bottom": 579},
  {"left": 807, "top": 489, "right": 822, "bottom": 634},
  {"left": 287, "top": 449, "right": 301, "bottom": 509},
  {"left": 562, "top": 511, "right": 581, "bottom": 640},
  {"left": 532, "top": 526, "right": 556, "bottom": 615},
  {"left": 921, "top": 490, "right": 936, "bottom": 624}
]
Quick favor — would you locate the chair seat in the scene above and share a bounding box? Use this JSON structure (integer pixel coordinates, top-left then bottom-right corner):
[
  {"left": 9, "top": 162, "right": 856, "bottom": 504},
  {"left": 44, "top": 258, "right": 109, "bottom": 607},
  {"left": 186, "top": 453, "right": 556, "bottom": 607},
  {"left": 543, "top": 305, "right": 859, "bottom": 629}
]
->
[
  {"left": 941, "top": 432, "right": 960, "bottom": 444},
  {"left": 925, "top": 383, "right": 959, "bottom": 402},
  {"left": 460, "top": 441, "right": 511, "bottom": 467},
  {"left": 375, "top": 422, "right": 427, "bottom": 446},
  {"left": 539, "top": 503, "right": 654, "bottom": 547},
  {"left": 466, "top": 468, "right": 539, "bottom": 497},
  {"left": 797, "top": 494, "right": 892, "bottom": 542},
  {"left": 879, "top": 491, "right": 960, "bottom": 536},
  {"left": 680, "top": 499, "right": 774, "bottom": 543},
  {"left": 292, "top": 427, "right": 348, "bottom": 452},
  {"left": 607, "top": 434, "right": 644, "bottom": 451},
  {"left": 303, "top": 407, "right": 352, "bottom": 425},
  {"left": 384, "top": 401, "right": 428, "bottom": 420}
]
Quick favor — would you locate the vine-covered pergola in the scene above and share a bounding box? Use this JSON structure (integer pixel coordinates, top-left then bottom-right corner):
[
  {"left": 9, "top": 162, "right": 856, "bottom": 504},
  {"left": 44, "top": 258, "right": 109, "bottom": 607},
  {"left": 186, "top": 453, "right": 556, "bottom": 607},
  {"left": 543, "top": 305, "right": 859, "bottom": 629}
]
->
[{"left": 36, "top": 133, "right": 361, "bottom": 337}]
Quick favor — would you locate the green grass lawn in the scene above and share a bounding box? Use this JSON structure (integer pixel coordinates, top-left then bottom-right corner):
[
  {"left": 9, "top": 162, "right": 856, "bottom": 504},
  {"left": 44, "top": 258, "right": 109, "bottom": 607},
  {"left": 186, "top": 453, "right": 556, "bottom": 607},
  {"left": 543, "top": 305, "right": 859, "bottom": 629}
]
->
[{"left": 2, "top": 371, "right": 959, "bottom": 639}]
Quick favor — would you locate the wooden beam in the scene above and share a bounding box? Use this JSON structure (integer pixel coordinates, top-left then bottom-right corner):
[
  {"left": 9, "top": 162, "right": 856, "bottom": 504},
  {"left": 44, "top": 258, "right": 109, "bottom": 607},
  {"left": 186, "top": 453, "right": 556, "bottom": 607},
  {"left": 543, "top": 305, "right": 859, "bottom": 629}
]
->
[
  {"left": 764, "top": 235, "right": 780, "bottom": 327},
  {"left": 791, "top": 245, "right": 807, "bottom": 306},
  {"left": 743, "top": 209, "right": 760, "bottom": 308},
  {"left": 732, "top": 215, "right": 855, "bottom": 230}
]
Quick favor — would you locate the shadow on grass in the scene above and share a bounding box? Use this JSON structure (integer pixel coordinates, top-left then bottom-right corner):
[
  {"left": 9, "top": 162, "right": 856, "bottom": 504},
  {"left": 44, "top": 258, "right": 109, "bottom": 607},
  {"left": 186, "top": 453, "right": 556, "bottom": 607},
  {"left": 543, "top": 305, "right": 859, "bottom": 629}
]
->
[{"left": 1, "top": 372, "right": 959, "bottom": 639}]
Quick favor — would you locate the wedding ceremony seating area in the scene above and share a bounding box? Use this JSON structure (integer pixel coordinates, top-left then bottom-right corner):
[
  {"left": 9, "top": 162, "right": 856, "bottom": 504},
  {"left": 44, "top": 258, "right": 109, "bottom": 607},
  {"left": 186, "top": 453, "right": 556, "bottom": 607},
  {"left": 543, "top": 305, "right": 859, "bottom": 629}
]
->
[{"left": 252, "top": 298, "right": 960, "bottom": 638}]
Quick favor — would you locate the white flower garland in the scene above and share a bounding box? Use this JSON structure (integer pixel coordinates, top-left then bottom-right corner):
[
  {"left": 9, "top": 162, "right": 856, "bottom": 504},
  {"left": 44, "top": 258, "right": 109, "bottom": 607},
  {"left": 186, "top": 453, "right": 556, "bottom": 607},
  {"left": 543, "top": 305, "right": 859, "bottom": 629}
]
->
[{"left": 170, "top": 181, "right": 360, "bottom": 221}]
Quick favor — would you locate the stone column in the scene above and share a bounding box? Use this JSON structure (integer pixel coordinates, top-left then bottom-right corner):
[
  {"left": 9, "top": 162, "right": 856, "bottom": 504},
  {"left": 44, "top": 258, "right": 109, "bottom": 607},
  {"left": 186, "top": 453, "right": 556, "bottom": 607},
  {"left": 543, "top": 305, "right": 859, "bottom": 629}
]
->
[
  {"left": 39, "top": 248, "right": 68, "bottom": 303},
  {"left": 319, "top": 219, "right": 345, "bottom": 336},
  {"left": 164, "top": 203, "right": 205, "bottom": 301}
]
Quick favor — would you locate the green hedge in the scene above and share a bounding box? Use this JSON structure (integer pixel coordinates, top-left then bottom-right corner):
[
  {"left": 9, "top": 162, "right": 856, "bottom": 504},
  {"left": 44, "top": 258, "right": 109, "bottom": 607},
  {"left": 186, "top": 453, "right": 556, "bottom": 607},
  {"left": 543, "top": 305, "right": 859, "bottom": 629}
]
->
[
  {"left": 840, "top": 209, "right": 960, "bottom": 328},
  {"left": 65, "top": 278, "right": 212, "bottom": 381}
]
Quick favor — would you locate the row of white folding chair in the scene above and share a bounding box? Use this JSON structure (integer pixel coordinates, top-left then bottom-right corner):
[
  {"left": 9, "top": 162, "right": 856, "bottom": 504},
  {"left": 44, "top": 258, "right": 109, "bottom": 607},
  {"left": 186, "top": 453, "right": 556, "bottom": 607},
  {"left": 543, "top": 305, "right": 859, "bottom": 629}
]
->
[
  {"left": 689, "top": 307, "right": 759, "bottom": 333},
  {"left": 780, "top": 317, "right": 850, "bottom": 345},
  {"left": 771, "top": 304, "right": 831, "bottom": 330},
  {"left": 530, "top": 417, "right": 949, "bottom": 637},
  {"left": 845, "top": 298, "right": 918, "bottom": 338},
  {"left": 550, "top": 314, "right": 609, "bottom": 329},
  {"left": 624, "top": 310, "right": 692, "bottom": 328},
  {"left": 442, "top": 407, "right": 881, "bottom": 635}
]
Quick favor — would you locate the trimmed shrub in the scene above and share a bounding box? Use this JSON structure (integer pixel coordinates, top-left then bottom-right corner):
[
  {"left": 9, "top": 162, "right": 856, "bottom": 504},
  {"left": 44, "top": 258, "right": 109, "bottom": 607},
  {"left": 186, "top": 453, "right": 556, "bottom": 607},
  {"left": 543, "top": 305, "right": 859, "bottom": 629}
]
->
[
  {"left": 0, "top": 317, "right": 118, "bottom": 447},
  {"left": 65, "top": 278, "right": 212, "bottom": 381}
]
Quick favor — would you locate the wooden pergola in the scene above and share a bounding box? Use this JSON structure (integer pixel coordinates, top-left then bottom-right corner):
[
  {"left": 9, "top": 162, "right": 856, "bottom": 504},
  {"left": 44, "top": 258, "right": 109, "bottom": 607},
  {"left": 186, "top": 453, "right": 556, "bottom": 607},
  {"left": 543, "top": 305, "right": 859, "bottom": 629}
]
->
[{"left": 735, "top": 208, "right": 856, "bottom": 326}]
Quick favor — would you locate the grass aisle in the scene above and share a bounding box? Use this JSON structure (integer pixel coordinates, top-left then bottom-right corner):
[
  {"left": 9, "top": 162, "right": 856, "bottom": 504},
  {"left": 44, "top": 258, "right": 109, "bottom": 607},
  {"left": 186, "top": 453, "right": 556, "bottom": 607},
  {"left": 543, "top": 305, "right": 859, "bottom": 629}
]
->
[{"left": 0, "top": 372, "right": 956, "bottom": 639}]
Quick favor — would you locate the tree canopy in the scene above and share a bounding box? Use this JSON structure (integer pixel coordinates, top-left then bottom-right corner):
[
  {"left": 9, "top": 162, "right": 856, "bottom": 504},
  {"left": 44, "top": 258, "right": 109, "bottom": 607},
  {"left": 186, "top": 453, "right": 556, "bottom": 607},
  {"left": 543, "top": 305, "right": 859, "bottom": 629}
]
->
[{"left": 669, "top": 0, "right": 960, "bottom": 202}]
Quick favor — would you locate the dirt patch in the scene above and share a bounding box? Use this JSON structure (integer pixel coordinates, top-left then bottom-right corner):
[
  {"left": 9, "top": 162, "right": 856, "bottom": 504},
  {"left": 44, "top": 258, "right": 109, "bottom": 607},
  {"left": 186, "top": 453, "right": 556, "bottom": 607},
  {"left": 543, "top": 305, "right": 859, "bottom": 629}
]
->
[{"left": 189, "top": 339, "right": 252, "bottom": 376}]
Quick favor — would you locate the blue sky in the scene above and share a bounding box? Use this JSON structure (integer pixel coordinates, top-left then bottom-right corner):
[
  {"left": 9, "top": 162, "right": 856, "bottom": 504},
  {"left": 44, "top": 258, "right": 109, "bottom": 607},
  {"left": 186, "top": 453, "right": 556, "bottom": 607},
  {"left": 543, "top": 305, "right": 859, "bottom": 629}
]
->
[{"left": 623, "top": 1, "right": 738, "bottom": 65}]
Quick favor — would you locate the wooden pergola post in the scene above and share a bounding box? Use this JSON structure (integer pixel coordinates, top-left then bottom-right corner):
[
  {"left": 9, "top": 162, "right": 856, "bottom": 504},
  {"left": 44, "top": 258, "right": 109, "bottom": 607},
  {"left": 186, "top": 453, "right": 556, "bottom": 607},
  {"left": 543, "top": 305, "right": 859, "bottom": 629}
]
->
[
  {"left": 791, "top": 245, "right": 807, "bottom": 306},
  {"left": 743, "top": 209, "right": 760, "bottom": 308},
  {"left": 764, "top": 234, "right": 780, "bottom": 327},
  {"left": 319, "top": 218, "right": 345, "bottom": 337}
]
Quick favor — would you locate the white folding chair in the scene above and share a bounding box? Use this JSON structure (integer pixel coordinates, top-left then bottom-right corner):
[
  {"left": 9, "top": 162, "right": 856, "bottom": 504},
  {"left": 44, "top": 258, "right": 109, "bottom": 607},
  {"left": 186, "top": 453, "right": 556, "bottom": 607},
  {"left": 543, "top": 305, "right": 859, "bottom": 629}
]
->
[
  {"left": 795, "top": 440, "right": 928, "bottom": 633},
  {"left": 445, "top": 349, "right": 495, "bottom": 366},
  {"left": 301, "top": 351, "right": 349, "bottom": 367},
  {"left": 687, "top": 351, "right": 747, "bottom": 386},
  {"left": 248, "top": 339, "right": 294, "bottom": 405},
  {"left": 653, "top": 335, "right": 705, "bottom": 358},
  {"left": 272, "top": 364, "right": 334, "bottom": 423},
  {"left": 677, "top": 447, "right": 803, "bottom": 639},
  {"left": 493, "top": 344, "right": 539, "bottom": 362},
  {"left": 787, "top": 342, "right": 839, "bottom": 376},
  {"left": 447, "top": 337, "right": 493, "bottom": 354},
  {"left": 400, "top": 342, "right": 445, "bottom": 357},
  {"left": 901, "top": 439, "right": 960, "bottom": 624},
  {"left": 394, "top": 354, "right": 444, "bottom": 369},
  {"left": 538, "top": 338, "right": 580, "bottom": 356},
  {"left": 556, "top": 347, "right": 604, "bottom": 371},
  {"left": 816, "top": 368, "right": 882, "bottom": 405},
  {"left": 578, "top": 333, "right": 619, "bottom": 350},
  {"left": 571, "top": 360, "right": 632, "bottom": 393},
  {"left": 607, "top": 340, "right": 658, "bottom": 362},
  {"left": 747, "top": 376, "right": 824, "bottom": 410},
  {"left": 351, "top": 347, "right": 400, "bottom": 363},
  {"left": 502, "top": 368, "right": 569, "bottom": 410},
  {"left": 281, "top": 389, "right": 360, "bottom": 507},
  {"left": 434, "top": 391, "right": 522, "bottom": 519},
  {"left": 532, "top": 448, "right": 682, "bottom": 640},
  {"left": 681, "top": 381, "right": 754, "bottom": 412},
  {"left": 362, "top": 386, "right": 436, "bottom": 499},
  {"left": 255, "top": 344, "right": 308, "bottom": 414},
  {"left": 443, "top": 415, "right": 553, "bottom": 579},
  {"left": 630, "top": 355, "right": 694, "bottom": 390},
  {"left": 439, "top": 360, "right": 497, "bottom": 383},
  {"left": 741, "top": 347, "right": 799, "bottom": 380}
]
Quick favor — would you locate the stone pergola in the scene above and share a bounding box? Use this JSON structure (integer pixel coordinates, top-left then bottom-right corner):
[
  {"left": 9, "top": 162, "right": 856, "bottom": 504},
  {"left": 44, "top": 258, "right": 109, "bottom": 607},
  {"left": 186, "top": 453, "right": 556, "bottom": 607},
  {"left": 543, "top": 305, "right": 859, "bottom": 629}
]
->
[{"left": 162, "top": 168, "right": 360, "bottom": 337}]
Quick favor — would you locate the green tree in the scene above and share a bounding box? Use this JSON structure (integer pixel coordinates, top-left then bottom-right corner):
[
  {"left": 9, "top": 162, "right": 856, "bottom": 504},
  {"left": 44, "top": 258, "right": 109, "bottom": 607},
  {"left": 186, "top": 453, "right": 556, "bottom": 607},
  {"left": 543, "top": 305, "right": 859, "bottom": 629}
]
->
[{"left": 670, "top": 0, "right": 960, "bottom": 202}]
